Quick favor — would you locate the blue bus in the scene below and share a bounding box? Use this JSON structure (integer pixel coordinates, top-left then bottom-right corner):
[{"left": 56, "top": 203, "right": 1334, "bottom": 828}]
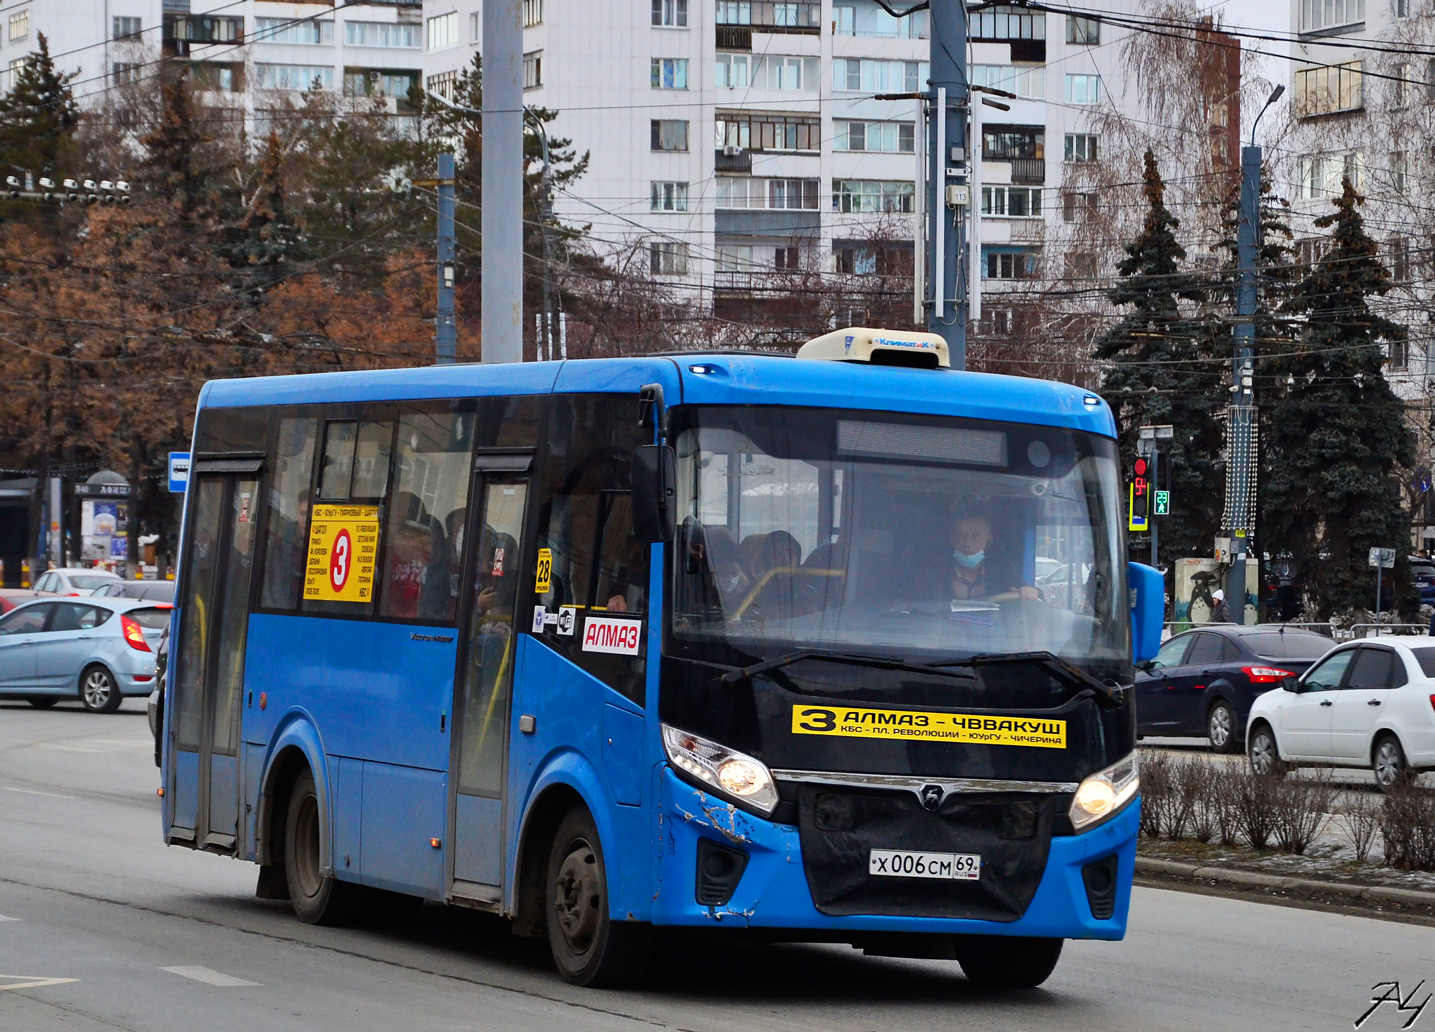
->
[{"left": 161, "top": 327, "right": 1162, "bottom": 988}]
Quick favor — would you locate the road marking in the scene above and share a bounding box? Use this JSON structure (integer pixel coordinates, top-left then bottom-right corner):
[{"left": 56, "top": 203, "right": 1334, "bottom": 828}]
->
[
  {"left": 0, "top": 915, "right": 19, "bottom": 922},
  {"left": 34, "top": 743, "right": 102, "bottom": 754},
  {"left": 160, "top": 966, "right": 260, "bottom": 987},
  {"left": 0, "top": 975, "right": 79, "bottom": 991},
  {"left": 1, "top": 787, "right": 77, "bottom": 800}
]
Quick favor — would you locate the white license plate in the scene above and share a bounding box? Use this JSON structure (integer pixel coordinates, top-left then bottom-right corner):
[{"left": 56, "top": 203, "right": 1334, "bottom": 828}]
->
[{"left": 869, "top": 849, "right": 981, "bottom": 880}]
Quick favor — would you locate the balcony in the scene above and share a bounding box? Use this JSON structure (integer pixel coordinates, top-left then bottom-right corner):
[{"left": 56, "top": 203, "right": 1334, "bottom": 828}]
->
[
  {"left": 1010, "top": 158, "right": 1045, "bottom": 184},
  {"left": 715, "top": 1, "right": 821, "bottom": 35},
  {"left": 716, "top": 25, "right": 752, "bottom": 50},
  {"left": 715, "top": 149, "right": 753, "bottom": 173}
]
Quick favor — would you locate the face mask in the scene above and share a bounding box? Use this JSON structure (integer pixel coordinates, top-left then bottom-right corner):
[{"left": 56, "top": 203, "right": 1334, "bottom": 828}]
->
[{"left": 953, "top": 549, "right": 985, "bottom": 569}]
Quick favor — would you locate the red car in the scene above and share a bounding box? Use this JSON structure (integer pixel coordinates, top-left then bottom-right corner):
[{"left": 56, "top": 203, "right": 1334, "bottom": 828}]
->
[{"left": 0, "top": 589, "right": 42, "bottom": 614}]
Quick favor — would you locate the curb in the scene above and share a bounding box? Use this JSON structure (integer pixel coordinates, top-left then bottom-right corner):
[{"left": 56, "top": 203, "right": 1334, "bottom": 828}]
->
[{"left": 1135, "top": 856, "right": 1435, "bottom": 908}]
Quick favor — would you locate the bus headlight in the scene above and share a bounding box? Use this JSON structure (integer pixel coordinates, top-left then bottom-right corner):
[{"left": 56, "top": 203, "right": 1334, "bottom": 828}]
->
[
  {"left": 662, "top": 724, "right": 779, "bottom": 816},
  {"left": 1068, "top": 753, "right": 1139, "bottom": 832}
]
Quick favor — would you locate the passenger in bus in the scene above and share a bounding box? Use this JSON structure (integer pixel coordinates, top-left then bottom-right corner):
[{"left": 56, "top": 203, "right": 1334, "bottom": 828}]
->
[
  {"left": 706, "top": 527, "right": 750, "bottom": 609},
  {"left": 385, "top": 491, "right": 431, "bottom": 618},
  {"left": 419, "top": 517, "right": 456, "bottom": 621},
  {"left": 946, "top": 510, "right": 1039, "bottom": 602},
  {"left": 602, "top": 537, "right": 648, "bottom": 613},
  {"left": 272, "top": 487, "right": 311, "bottom": 602}
]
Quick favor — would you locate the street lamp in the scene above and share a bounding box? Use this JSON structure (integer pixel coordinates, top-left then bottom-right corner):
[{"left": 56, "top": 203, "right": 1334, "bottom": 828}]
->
[{"left": 1250, "top": 84, "right": 1284, "bottom": 148}]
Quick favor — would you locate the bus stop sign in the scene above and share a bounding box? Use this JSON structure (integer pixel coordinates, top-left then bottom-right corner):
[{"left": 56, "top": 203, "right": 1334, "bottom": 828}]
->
[{"left": 168, "top": 452, "right": 190, "bottom": 493}]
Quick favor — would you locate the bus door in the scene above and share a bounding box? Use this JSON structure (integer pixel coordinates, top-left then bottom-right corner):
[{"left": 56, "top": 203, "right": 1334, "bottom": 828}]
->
[
  {"left": 169, "top": 461, "right": 261, "bottom": 852},
  {"left": 449, "top": 455, "right": 531, "bottom": 897}
]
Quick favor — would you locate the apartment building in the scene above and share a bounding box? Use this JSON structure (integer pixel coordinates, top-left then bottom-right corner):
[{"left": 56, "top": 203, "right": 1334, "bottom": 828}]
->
[
  {"left": 423, "top": 0, "right": 1205, "bottom": 329},
  {"left": 1285, "top": 0, "right": 1429, "bottom": 392},
  {"left": 0, "top": 0, "right": 427, "bottom": 129}
]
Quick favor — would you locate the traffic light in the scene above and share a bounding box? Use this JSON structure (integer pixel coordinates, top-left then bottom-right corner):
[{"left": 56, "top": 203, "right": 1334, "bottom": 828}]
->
[{"left": 1129, "top": 456, "right": 1150, "bottom": 531}]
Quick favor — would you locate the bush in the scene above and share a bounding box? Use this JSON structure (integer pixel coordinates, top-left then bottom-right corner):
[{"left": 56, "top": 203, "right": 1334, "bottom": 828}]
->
[
  {"left": 1340, "top": 793, "right": 1382, "bottom": 863},
  {"left": 1187, "top": 763, "right": 1218, "bottom": 844},
  {"left": 1138, "top": 751, "right": 1171, "bottom": 838},
  {"left": 1233, "top": 770, "right": 1282, "bottom": 850},
  {"left": 1381, "top": 784, "right": 1435, "bottom": 872},
  {"left": 1272, "top": 775, "right": 1334, "bottom": 855}
]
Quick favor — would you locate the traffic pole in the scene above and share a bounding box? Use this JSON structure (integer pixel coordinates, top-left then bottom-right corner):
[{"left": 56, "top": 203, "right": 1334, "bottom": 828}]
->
[
  {"left": 927, "top": 0, "right": 969, "bottom": 369},
  {"left": 482, "top": 0, "right": 524, "bottom": 364},
  {"left": 436, "top": 152, "right": 456, "bottom": 365}
]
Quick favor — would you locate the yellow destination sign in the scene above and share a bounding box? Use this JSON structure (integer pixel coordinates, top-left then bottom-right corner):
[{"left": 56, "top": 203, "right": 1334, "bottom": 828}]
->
[
  {"left": 791, "top": 705, "right": 1066, "bottom": 749},
  {"left": 304, "top": 504, "right": 380, "bottom": 603}
]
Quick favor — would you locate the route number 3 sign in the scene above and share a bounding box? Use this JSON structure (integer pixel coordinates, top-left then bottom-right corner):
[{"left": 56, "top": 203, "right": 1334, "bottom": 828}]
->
[{"left": 304, "top": 505, "right": 380, "bottom": 603}]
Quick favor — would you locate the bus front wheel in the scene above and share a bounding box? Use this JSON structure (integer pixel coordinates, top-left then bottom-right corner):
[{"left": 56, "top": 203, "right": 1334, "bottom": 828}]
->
[
  {"left": 284, "top": 769, "right": 357, "bottom": 925},
  {"left": 545, "top": 808, "right": 650, "bottom": 987},
  {"left": 953, "top": 934, "right": 1063, "bottom": 989}
]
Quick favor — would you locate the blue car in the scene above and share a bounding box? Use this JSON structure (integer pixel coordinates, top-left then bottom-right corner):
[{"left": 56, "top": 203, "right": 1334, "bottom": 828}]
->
[
  {"left": 0, "top": 597, "right": 170, "bottom": 712},
  {"left": 1408, "top": 556, "right": 1435, "bottom": 605},
  {"left": 1135, "top": 625, "right": 1333, "bottom": 752}
]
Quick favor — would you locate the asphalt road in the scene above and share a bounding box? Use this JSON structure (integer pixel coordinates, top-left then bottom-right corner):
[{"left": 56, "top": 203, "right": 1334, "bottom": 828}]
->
[{"left": 2, "top": 700, "right": 1433, "bottom": 1032}]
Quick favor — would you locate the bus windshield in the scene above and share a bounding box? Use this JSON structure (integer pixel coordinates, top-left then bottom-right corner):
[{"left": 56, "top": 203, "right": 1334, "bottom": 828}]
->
[{"left": 669, "top": 405, "right": 1127, "bottom": 667}]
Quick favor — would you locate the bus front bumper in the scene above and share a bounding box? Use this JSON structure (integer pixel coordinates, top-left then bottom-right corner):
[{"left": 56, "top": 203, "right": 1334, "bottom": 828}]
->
[{"left": 652, "top": 768, "right": 1137, "bottom": 939}]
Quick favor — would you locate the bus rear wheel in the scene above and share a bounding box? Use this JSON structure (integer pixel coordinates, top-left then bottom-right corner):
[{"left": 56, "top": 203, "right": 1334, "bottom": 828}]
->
[
  {"left": 545, "top": 808, "right": 650, "bottom": 987},
  {"left": 284, "top": 770, "right": 357, "bottom": 925},
  {"left": 953, "top": 934, "right": 1063, "bottom": 989}
]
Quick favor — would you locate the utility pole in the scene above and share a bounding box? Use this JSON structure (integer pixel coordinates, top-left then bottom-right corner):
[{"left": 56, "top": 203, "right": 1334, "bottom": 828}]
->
[
  {"left": 1224, "top": 85, "right": 1282, "bottom": 625},
  {"left": 436, "top": 152, "right": 456, "bottom": 365},
  {"left": 483, "top": 0, "right": 524, "bottom": 364},
  {"left": 927, "top": 0, "right": 969, "bottom": 370}
]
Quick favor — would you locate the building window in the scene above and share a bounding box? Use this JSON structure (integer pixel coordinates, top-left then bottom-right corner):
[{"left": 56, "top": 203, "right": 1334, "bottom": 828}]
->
[
  {"left": 525, "top": 0, "right": 544, "bottom": 27},
  {"left": 651, "top": 57, "right": 689, "bottom": 89},
  {"left": 1062, "top": 191, "right": 1098, "bottom": 222},
  {"left": 470, "top": 13, "right": 480, "bottom": 42},
  {"left": 8, "top": 10, "right": 30, "bottom": 42},
  {"left": 717, "top": 244, "right": 756, "bottom": 273},
  {"left": 982, "top": 186, "right": 1043, "bottom": 218},
  {"left": 774, "top": 246, "right": 801, "bottom": 270},
  {"left": 1393, "top": 62, "right": 1412, "bottom": 108},
  {"left": 1391, "top": 236, "right": 1411, "bottom": 283},
  {"left": 970, "top": 5, "right": 1045, "bottom": 40},
  {"left": 346, "top": 22, "right": 422, "bottom": 48},
  {"left": 112, "top": 62, "right": 142, "bottom": 85},
  {"left": 716, "top": 53, "right": 818, "bottom": 90},
  {"left": 427, "top": 12, "right": 458, "bottom": 51},
  {"left": 651, "top": 181, "right": 689, "bottom": 211},
  {"left": 1298, "top": 0, "right": 1364, "bottom": 32},
  {"left": 1064, "top": 133, "right": 1098, "bottom": 162},
  {"left": 833, "top": 3, "right": 928, "bottom": 37},
  {"left": 714, "top": 1, "right": 822, "bottom": 30},
  {"left": 1297, "top": 151, "right": 1364, "bottom": 198},
  {"left": 969, "top": 65, "right": 1045, "bottom": 100},
  {"left": 715, "top": 112, "right": 820, "bottom": 151},
  {"left": 113, "top": 16, "right": 142, "bottom": 39},
  {"left": 1066, "top": 14, "right": 1099, "bottom": 44},
  {"left": 1295, "top": 62, "right": 1363, "bottom": 116},
  {"left": 651, "top": 119, "right": 689, "bottom": 151},
  {"left": 982, "top": 124, "right": 1043, "bottom": 159},
  {"left": 983, "top": 248, "right": 1039, "bottom": 279},
  {"left": 256, "top": 64, "right": 334, "bottom": 91},
  {"left": 344, "top": 68, "right": 419, "bottom": 101},
  {"left": 1396, "top": 0, "right": 1409, "bottom": 15},
  {"left": 652, "top": 0, "right": 687, "bottom": 26},
  {"left": 1065, "top": 74, "right": 1101, "bottom": 105},
  {"left": 650, "top": 241, "right": 689, "bottom": 275},
  {"left": 716, "top": 177, "right": 819, "bottom": 209},
  {"left": 1065, "top": 252, "right": 1097, "bottom": 279},
  {"left": 165, "top": 14, "right": 244, "bottom": 43},
  {"left": 832, "top": 179, "right": 916, "bottom": 213},
  {"left": 1392, "top": 151, "right": 1407, "bottom": 194},
  {"left": 255, "top": 17, "right": 333, "bottom": 44},
  {"left": 833, "top": 58, "right": 929, "bottom": 93},
  {"left": 193, "top": 63, "right": 242, "bottom": 92},
  {"left": 523, "top": 50, "right": 542, "bottom": 89},
  {"left": 835, "top": 120, "right": 915, "bottom": 153}
]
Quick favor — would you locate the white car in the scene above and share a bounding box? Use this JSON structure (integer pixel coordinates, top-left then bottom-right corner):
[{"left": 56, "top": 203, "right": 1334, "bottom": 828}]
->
[
  {"left": 1246, "top": 636, "right": 1435, "bottom": 790},
  {"left": 32, "top": 567, "right": 122, "bottom": 597}
]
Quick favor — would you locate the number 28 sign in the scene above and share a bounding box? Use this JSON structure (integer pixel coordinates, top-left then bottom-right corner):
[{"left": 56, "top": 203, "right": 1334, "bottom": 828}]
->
[{"left": 304, "top": 505, "right": 380, "bottom": 603}]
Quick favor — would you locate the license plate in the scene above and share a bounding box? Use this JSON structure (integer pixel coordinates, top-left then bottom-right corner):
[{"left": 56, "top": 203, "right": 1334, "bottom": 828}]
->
[{"left": 869, "top": 849, "right": 980, "bottom": 880}]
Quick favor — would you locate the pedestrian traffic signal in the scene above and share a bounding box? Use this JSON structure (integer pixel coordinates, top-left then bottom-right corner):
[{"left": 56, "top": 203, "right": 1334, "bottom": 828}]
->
[{"left": 1154, "top": 490, "right": 1170, "bottom": 516}]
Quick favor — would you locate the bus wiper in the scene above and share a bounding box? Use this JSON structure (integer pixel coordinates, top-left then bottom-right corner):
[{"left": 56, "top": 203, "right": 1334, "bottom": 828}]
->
[
  {"left": 719, "top": 649, "right": 975, "bottom": 684},
  {"left": 926, "top": 651, "right": 1123, "bottom": 709}
]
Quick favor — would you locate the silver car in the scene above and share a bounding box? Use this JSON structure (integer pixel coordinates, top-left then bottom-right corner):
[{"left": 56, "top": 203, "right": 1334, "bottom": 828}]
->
[{"left": 0, "top": 598, "right": 170, "bottom": 713}]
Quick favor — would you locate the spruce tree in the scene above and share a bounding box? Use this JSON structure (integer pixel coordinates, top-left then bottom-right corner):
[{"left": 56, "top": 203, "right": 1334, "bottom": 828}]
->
[
  {"left": 1265, "top": 179, "right": 1416, "bottom": 617},
  {"left": 141, "top": 68, "right": 216, "bottom": 219},
  {"left": 0, "top": 33, "right": 80, "bottom": 179},
  {"left": 1095, "top": 151, "right": 1224, "bottom": 565}
]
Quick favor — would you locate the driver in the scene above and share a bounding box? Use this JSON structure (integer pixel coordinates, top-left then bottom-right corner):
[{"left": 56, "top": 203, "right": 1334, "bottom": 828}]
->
[{"left": 949, "top": 510, "right": 1039, "bottom": 602}]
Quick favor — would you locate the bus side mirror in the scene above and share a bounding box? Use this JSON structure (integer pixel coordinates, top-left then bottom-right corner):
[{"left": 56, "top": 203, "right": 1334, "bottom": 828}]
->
[
  {"left": 632, "top": 444, "right": 675, "bottom": 543},
  {"left": 1129, "top": 562, "right": 1163, "bottom": 665}
]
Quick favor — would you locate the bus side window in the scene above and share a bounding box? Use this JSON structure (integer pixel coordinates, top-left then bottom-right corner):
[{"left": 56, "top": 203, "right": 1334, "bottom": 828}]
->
[
  {"left": 259, "top": 415, "right": 318, "bottom": 611},
  {"left": 533, "top": 395, "right": 649, "bottom": 704}
]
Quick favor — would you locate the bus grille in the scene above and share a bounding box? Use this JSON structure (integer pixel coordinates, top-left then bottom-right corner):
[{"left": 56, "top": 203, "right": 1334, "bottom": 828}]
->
[{"left": 794, "top": 785, "right": 1067, "bottom": 920}]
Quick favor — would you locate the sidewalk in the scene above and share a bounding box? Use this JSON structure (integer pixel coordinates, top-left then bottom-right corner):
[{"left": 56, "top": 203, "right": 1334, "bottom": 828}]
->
[{"left": 1136, "top": 856, "right": 1435, "bottom": 912}]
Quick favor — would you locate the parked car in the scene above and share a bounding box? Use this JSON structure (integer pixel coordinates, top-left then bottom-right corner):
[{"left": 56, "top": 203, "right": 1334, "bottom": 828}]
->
[
  {"left": 32, "top": 567, "right": 122, "bottom": 597},
  {"left": 1135, "top": 625, "right": 1335, "bottom": 753},
  {"left": 0, "top": 598, "right": 170, "bottom": 712},
  {"left": 92, "top": 580, "right": 176, "bottom": 603},
  {"left": 1408, "top": 555, "right": 1435, "bottom": 606},
  {"left": 0, "top": 589, "right": 43, "bottom": 615},
  {"left": 1247, "top": 637, "right": 1435, "bottom": 790}
]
